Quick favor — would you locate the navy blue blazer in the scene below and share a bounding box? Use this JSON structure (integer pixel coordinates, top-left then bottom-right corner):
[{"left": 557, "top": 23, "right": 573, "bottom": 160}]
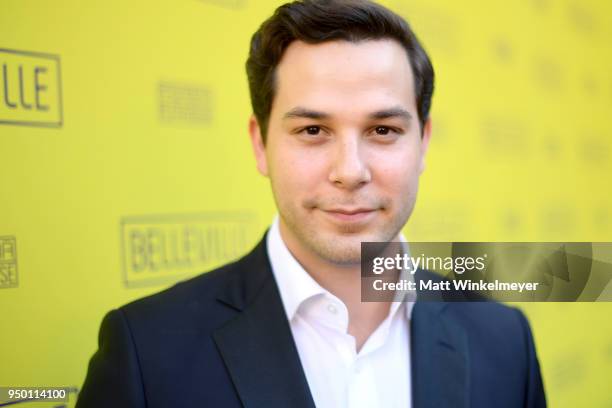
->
[{"left": 77, "top": 233, "right": 546, "bottom": 407}]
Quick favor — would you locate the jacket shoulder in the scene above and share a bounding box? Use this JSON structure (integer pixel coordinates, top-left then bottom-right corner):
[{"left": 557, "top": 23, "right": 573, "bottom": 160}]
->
[
  {"left": 417, "top": 268, "right": 530, "bottom": 341},
  {"left": 118, "top": 256, "right": 247, "bottom": 333}
]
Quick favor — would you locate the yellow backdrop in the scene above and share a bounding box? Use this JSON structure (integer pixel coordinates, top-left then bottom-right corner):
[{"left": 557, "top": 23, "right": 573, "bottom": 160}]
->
[{"left": 1, "top": 0, "right": 611, "bottom": 406}]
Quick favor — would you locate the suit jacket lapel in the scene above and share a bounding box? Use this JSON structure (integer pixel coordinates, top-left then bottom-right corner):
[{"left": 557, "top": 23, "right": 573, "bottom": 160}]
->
[
  {"left": 411, "top": 299, "right": 470, "bottom": 408},
  {"left": 212, "top": 236, "right": 470, "bottom": 408},
  {"left": 212, "top": 235, "right": 316, "bottom": 408}
]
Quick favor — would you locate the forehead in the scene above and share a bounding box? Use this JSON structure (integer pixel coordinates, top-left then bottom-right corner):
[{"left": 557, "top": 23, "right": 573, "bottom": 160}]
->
[{"left": 272, "top": 39, "right": 416, "bottom": 115}]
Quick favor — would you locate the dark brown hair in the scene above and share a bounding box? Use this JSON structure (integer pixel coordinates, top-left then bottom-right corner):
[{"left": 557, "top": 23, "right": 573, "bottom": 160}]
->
[{"left": 246, "top": 0, "right": 434, "bottom": 142}]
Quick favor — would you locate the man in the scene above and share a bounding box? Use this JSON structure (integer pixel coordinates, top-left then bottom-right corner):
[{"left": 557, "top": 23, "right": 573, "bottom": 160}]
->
[{"left": 77, "top": 1, "right": 546, "bottom": 407}]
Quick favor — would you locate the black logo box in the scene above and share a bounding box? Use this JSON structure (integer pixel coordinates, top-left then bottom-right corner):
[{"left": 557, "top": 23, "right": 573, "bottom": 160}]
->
[
  {"left": 120, "top": 212, "right": 258, "bottom": 288},
  {"left": 0, "top": 48, "right": 63, "bottom": 128},
  {"left": 0, "top": 235, "right": 18, "bottom": 288}
]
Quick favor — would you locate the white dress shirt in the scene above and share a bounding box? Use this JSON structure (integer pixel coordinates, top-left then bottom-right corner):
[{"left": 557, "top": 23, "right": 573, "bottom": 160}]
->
[{"left": 266, "top": 216, "right": 414, "bottom": 408}]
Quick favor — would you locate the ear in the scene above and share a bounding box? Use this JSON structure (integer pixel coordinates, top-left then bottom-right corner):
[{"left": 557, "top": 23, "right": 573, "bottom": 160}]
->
[
  {"left": 418, "top": 118, "right": 432, "bottom": 175},
  {"left": 249, "top": 115, "right": 269, "bottom": 177}
]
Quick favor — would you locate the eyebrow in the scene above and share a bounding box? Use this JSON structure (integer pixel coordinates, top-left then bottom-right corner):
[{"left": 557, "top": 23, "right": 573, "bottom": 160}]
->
[
  {"left": 369, "top": 107, "right": 413, "bottom": 122},
  {"left": 283, "top": 106, "right": 413, "bottom": 122},
  {"left": 283, "top": 107, "right": 329, "bottom": 120}
]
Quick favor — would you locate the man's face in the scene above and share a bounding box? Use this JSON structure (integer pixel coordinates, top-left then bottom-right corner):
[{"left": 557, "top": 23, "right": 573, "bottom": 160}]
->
[{"left": 250, "top": 39, "right": 431, "bottom": 265}]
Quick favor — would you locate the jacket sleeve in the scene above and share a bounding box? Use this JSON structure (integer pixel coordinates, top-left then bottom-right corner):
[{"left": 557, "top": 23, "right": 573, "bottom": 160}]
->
[
  {"left": 515, "top": 309, "right": 547, "bottom": 408},
  {"left": 76, "top": 309, "right": 146, "bottom": 407}
]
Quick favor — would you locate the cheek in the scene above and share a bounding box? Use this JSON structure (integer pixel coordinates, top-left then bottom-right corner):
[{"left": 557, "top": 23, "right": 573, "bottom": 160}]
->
[
  {"left": 371, "top": 147, "right": 422, "bottom": 191},
  {"left": 269, "top": 144, "right": 327, "bottom": 197}
]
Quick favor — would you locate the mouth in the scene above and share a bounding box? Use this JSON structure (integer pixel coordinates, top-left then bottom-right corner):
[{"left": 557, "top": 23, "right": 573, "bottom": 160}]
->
[{"left": 321, "top": 207, "right": 378, "bottom": 223}]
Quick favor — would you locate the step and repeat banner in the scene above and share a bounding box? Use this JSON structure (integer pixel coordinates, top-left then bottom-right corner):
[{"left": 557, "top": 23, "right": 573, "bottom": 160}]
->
[{"left": 1, "top": 0, "right": 611, "bottom": 406}]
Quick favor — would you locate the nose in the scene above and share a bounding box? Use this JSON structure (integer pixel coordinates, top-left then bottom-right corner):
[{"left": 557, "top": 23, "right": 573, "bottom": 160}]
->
[{"left": 328, "top": 136, "right": 371, "bottom": 190}]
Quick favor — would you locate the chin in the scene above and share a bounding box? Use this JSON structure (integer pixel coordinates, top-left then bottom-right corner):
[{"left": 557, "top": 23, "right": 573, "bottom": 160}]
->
[
  {"left": 307, "top": 231, "right": 380, "bottom": 265},
  {"left": 314, "top": 243, "right": 362, "bottom": 265}
]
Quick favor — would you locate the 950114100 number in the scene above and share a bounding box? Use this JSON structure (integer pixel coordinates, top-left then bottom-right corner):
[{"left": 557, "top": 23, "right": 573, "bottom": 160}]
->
[{"left": 0, "top": 387, "right": 68, "bottom": 402}]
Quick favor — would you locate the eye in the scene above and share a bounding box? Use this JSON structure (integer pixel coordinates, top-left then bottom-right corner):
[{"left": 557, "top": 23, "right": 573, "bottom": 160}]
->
[
  {"left": 304, "top": 126, "right": 321, "bottom": 135},
  {"left": 295, "top": 125, "right": 327, "bottom": 143},
  {"left": 375, "top": 126, "right": 391, "bottom": 135},
  {"left": 370, "top": 126, "right": 402, "bottom": 138}
]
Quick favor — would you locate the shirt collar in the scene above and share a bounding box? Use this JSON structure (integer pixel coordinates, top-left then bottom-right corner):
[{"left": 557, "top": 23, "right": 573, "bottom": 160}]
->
[
  {"left": 394, "top": 234, "right": 416, "bottom": 319},
  {"left": 266, "top": 215, "right": 414, "bottom": 322},
  {"left": 267, "top": 216, "right": 326, "bottom": 321}
]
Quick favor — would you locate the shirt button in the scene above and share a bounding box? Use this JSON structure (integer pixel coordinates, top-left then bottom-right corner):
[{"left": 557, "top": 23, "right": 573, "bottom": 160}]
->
[{"left": 327, "top": 303, "right": 337, "bottom": 314}]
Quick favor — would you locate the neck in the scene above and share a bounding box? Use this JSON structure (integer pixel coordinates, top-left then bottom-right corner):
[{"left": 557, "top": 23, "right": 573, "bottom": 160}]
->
[{"left": 278, "top": 219, "right": 401, "bottom": 350}]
